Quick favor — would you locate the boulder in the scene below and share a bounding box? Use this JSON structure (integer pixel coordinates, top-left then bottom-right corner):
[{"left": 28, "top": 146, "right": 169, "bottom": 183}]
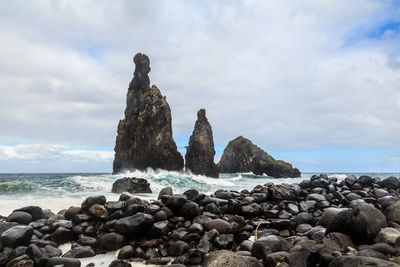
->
[
  {"left": 13, "top": 206, "right": 44, "bottom": 221},
  {"left": 327, "top": 203, "right": 387, "bottom": 244},
  {"left": 97, "top": 233, "right": 126, "bottom": 251},
  {"left": 185, "top": 109, "right": 219, "bottom": 178},
  {"left": 114, "top": 213, "right": 154, "bottom": 234},
  {"left": 6, "top": 212, "right": 33, "bottom": 225},
  {"left": 203, "top": 250, "right": 247, "bottom": 267},
  {"left": 1, "top": 226, "right": 33, "bottom": 248},
  {"left": 218, "top": 136, "right": 300, "bottom": 178},
  {"left": 319, "top": 208, "right": 341, "bottom": 227},
  {"left": 111, "top": 177, "right": 152, "bottom": 194},
  {"left": 382, "top": 177, "right": 400, "bottom": 190},
  {"left": 204, "top": 219, "right": 230, "bottom": 233},
  {"left": 374, "top": 228, "right": 400, "bottom": 247},
  {"left": 113, "top": 53, "right": 184, "bottom": 173},
  {"left": 385, "top": 201, "right": 400, "bottom": 224},
  {"left": 88, "top": 204, "right": 108, "bottom": 219},
  {"left": 81, "top": 195, "right": 106, "bottom": 210}
]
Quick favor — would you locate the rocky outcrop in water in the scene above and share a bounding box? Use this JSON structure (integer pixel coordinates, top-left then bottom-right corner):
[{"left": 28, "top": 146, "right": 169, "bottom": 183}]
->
[
  {"left": 113, "top": 53, "right": 184, "bottom": 174},
  {"left": 111, "top": 177, "right": 152, "bottom": 194},
  {"left": 185, "top": 109, "right": 219, "bottom": 178},
  {"left": 218, "top": 136, "right": 300, "bottom": 178}
]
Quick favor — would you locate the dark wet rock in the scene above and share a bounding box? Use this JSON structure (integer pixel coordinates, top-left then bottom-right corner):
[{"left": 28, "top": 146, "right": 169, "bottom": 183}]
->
[
  {"left": 269, "top": 184, "right": 300, "bottom": 200},
  {"left": 319, "top": 208, "right": 342, "bottom": 227},
  {"left": 78, "top": 234, "right": 97, "bottom": 246},
  {"left": 295, "top": 212, "right": 313, "bottom": 226},
  {"left": 241, "top": 203, "right": 262, "bottom": 217},
  {"left": 63, "top": 245, "right": 95, "bottom": 258},
  {"left": 158, "top": 187, "right": 173, "bottom": 199},
  {"left": 327, "top": 203, "right": 387, "bottom": 244},
  {"left": 322, "top": 232, "right": 355, "bottom": 252},
  {"left": 81, "top": 195, "right": 106, "bottom": 210},
  {"left": 88, "top": 204, "right": 108, "bottom": 219},
  {"left": 150, "top": 220, "right": 171, "bottom": 237},
  {"left": 14, "top": 207, "right": 44, "bottom": 221},
  {"left": 218, "top": 136, "right": 300, "bottom": 178},
  {"left": 183, "top": 188, "right": 199, "bottom": 200},
  {"left": 46, "top": 257, "right": 81, "bottom": 267},
  {"left": 328, "top": 256, "right": 400, "bottom": 267},
  {"left": 114, "top": 213, "right": 154, "bottom": 234},
  {"left": 111, "top": 177, "right": 152, "bottom": 194},
  {"left": 251, "top": 235, "right": 282, "bottom": 264},
  {"left": 385, "top": 201, "right": 400, "bottom": 224},
  {"left": 64, "top": 207, "right": 82, "bottom": 220},
  {"left": 204, "top": 219, "right": 230, "bottom": 233},
  {"left": 49, "top": 227, "right": 74, "bottom": 244},
  {"left": 287, "top": 247, "right": 310, "bottom": 267},
  {"left": 6, "top": 212, "right": 33, "bottom": 225},
  {"left": 382, "top": 176, "right": 400, "bottom": 190},
  {"left": 26, "top": 244, "right": 48, "bottom": 266},
  {"left": 0, "top": 222, "right": 18, "bottom": 237},
  {"left": 168, "top": 241, "right": 189, "bottom": 257},
  {"left": 374, "top": 227, "right": 400, "bottom": 247},
  {"left": 1, "top": 226, "right": 33, "bottom": 248},
  {"left": 104, "top": 201, "right": 126, "bottom": 213},
  {"left": 5, "top": 255, "right": 33, "bottom": 267},
  {"left": 161, "top": 195, "right": 187, "bottom": 210},
  {"left": 44, "top": 245, "right": 62, "bottom": 258},
  {"left": 178, "top": 202, "right": 201, "bottom": 219},
  {"left": 97, "top": 232, "right": 126, "bottom": 251},
  {"left": 117, "top": 245, "right": 135, "bottom": 260},
  {"left": 8, "top": 246, "right": 28, "bottom": 261},
  {"left": 357, "top": 175, "right": 374, "bottom": 186},
  {"left": 355, "top": 249, "right": 388, "bottom": 260},
  {"left": 113, "top": 53, "right": 184, "bottom": 173},
  {"left": 299, "top": 200, "right": 317, "bottom": 213},
  {"left": 265, "top": 251, "right": 289, "bottom": 267},
  {"left": 214, "top": 234, "right": 234, "bottom": 249},
  {"left": 185, "top": 109, "right": 219, "bottom": 178},
  {"left": 203, "top": 250, "right": 247, "bottom": 267}
]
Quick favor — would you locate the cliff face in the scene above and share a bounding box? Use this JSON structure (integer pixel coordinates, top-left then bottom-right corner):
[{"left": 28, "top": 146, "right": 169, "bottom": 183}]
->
[
  {"left": 113, "top": 53, "right": 184, "bottom": 174},
  {"left": 185, "top": 109, "right": 219, "bottom": 178},
  {"left": 218, "top": 136, "right": 300, "bottom": 178}
]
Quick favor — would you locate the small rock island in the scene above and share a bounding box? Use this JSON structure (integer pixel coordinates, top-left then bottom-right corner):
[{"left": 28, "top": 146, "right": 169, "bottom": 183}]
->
[
  {"left": 113, "top": 53, "right": 184, "bottom": 174},
  {"left": 185, "top": 109, "right": 219, "bottom": 178},
  {"left": 218, "top": 136, "right": 300, "bottom": 178}
]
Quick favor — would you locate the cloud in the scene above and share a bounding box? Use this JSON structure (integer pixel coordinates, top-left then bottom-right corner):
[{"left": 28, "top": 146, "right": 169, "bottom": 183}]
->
[
  {"left": 0, "top": 0, "right": 399, "bottom": 172},
  {"left": 0, "top": 144, "right": 113, "bottom": 172}
]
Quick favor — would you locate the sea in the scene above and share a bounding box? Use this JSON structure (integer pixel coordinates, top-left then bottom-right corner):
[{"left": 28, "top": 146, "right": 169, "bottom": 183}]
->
[{"left": 0, "top": 170, "right": 398, "bottom": 216}]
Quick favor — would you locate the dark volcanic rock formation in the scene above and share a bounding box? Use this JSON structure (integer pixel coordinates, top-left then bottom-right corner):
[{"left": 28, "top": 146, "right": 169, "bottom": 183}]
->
[
  {"left": 185, "top": 109, "right": 219, "bottom": 178},
  {"left": 113, "top": 53, "right": 184, "bottom": 174},
  {"left": 111, "top": 177, "right": 152, "bottom": 194},
  {"left": 218, "top": 136, "right": 300, "bottom": 178}
]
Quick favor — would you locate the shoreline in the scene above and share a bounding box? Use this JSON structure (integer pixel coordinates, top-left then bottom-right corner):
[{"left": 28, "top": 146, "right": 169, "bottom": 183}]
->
[{"left": 1, "top": 174, "right": 400, "bottom": 266}]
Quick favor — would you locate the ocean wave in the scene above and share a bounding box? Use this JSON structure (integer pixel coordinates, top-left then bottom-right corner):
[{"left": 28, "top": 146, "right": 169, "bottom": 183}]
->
[{"left": 0, "top": 181, "right": 38, "bottom": 193}]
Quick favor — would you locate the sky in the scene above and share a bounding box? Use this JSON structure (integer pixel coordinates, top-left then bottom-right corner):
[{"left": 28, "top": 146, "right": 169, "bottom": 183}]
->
[{"left": 0, "top": 0, "right": 399, "bottom": 173}]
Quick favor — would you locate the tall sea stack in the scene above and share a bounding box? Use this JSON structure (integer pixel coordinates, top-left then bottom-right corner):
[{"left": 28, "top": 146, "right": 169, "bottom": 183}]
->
[
  {"left": 185, "top": 109, "right": 219, "bottom": 178},
  {"left": 113, "top": 53, "right": 184, "bottom": 174}
]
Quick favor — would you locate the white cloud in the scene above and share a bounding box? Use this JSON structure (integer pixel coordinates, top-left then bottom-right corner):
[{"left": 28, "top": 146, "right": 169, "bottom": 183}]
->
[
  {"left": 0, "top": 0, "right": 399, "bottom": 171},
  {"left": 0, "top": 144, "right": 113, "bottom": 172}
]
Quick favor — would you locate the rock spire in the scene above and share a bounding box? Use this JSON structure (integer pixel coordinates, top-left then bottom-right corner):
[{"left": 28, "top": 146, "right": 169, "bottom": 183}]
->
[
  {"left": 185, "top": 109, "right": 219, "bottom": 178},
  {"left": 113, "top": 53, "right": 184, "bottom": 174}
]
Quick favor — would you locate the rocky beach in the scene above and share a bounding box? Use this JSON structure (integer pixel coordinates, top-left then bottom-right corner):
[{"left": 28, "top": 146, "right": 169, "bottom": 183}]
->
[
  {"left": 2, "top": 174, "right": 400, "bottom": 267},
  {"left": 1, "top": 53, "right": 397, "bottom": 267}
]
